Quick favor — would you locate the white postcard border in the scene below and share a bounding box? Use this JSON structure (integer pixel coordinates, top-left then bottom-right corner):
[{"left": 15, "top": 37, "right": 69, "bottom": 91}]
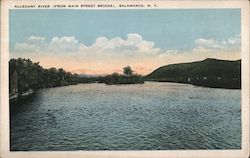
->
[{"left": 1, "top": 1, "right": 249, "bottom": 158}]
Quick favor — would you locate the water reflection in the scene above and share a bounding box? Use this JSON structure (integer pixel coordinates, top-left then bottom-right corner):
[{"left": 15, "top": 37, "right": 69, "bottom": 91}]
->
[{"left": 10, "top": 82, "right": 241, "bottom": 151}]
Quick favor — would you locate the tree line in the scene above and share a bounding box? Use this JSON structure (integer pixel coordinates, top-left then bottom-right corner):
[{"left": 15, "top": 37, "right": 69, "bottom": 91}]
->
[
  {"left": 9, "top": 58, "right": 79, "bottom": 93},
  {"left": 103, "top": 66, "right": 144, "bottom": 85},
  {"left": 9, "top": 58, "right": 145, "bottom": 95}
]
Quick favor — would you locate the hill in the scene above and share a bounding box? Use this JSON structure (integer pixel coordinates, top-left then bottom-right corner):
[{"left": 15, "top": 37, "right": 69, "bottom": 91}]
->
[{"left": 146, "top": 58, "right": 241, "bottom": 89}]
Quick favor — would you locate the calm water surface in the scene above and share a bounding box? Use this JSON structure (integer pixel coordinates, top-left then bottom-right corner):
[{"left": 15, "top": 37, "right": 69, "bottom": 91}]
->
[{"left": 10, "top": 82, "right": 241, "bottom": 150}]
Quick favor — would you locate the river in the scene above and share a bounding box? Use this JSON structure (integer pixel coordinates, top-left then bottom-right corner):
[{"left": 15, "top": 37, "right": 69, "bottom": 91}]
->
[{"left": 10, "top": 82, "right": 241, "bottom": 150}]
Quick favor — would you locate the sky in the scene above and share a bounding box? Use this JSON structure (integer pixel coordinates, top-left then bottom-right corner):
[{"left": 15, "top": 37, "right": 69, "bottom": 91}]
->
[{"left": 10, "top": 9, "right": 241, "bottom": 75}]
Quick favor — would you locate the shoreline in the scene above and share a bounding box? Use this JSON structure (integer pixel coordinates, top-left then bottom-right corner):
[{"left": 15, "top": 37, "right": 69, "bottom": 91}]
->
[
  {"left": 145, "top": 80, "right": 241, "bottom": 90},
  {"left": 9, "top": 80, "right": 240, "bottom": 103},
  {"left": 9, "top": 89, "right": 34, "bottom": 105}
]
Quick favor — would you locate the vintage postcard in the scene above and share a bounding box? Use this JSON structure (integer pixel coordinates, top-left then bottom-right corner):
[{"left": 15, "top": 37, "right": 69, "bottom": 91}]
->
[{"left": 1, "top": 0, "right": 249, "bottom": 158}]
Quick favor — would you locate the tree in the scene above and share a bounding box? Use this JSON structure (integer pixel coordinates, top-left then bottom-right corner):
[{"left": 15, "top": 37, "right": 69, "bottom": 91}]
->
[
  {"left": 9, "top": 58, "right": 80, "bottom": 93},
  {"left": 123, "top": 66, "right": 133, "bottom": 76}
]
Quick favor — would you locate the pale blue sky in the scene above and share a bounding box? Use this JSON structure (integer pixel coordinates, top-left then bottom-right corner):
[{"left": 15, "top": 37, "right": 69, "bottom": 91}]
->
[
  {"left": 10, "top": 9, "right": 240, "bottom": 51},
  {"left": 9, "top": 9, "right": 241, "bottom": 74}
]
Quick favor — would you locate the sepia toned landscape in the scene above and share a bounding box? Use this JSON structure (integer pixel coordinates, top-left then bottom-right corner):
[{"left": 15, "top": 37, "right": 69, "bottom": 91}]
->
[{"left": 9, "top": 9, "right": 241, "bottom": 150}]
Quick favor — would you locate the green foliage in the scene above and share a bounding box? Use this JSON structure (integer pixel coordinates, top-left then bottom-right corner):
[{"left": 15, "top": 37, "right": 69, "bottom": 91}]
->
[
  {"left": 146, "top": 58, "right": 241, "bottom": 89},
  {"left": 78, "top": 77, "right": 97, "bottom": 83},
  {"left": 104, "top": 67, "right": 144, "bottom": 85},
  {"left": 123, "top": 66, "right": 133, "bottom": 76},
  {"left": 104, "top": 74, "right": 144, "bottom": 85},
  {"left": 9, "top": 58, "right": 79, "bottom": 93}
]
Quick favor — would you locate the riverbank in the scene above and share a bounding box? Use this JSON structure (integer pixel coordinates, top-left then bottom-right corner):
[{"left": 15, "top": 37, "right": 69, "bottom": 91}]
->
[
  {"left": 9, "top": 89, "right": 34, "bottom": 104},
  {"left": 147, "top": 79, "right": 240, "bottom": 89},
  {"left": 104, "top": 73, "right": 144, "bottom": 85}
]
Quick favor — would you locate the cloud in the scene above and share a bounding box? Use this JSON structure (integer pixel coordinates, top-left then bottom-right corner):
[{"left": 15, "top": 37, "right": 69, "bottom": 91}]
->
[
  {"left": 27, "top": 36, "right": 45, "bottom": 42},
  {"left": 14, "top": 33, "right": 159, "bottom": 55},
  {"left": 194, "top": 38, "right": 223, "bottom": 49},
  {"left": 90, "top": 33, "right": 159, "bottom": 55},
  {"left": 49, "top": 36, "right": 86, "bottom": 52},
  {"left": 193, "top": 34, "right": 240, "bottom": 52},
  {"left": 226, "top": 34, "right": 241, "bottom": 48},
  {"left": 12, "top": 34, "right": 241, "bottom": 75},
  {"left": 14, "top": 36, "right": 47, "bottom": 52}
]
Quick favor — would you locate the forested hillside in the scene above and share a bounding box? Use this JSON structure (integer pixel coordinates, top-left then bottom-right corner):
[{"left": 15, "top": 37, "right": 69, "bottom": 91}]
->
[{"left": 146, "top": 58, "right": 241, "bottom": 89}]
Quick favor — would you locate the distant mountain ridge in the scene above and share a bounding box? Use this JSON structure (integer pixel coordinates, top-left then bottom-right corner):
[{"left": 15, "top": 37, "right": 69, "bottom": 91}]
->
[{"left": 146, "top": 58, "right": 241, "bottom": 89}]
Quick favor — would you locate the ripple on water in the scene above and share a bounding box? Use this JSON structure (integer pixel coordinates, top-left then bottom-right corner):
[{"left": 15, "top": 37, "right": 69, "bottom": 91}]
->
[{"left": 10, "top": 82, "right": 241, "bottom": 150}]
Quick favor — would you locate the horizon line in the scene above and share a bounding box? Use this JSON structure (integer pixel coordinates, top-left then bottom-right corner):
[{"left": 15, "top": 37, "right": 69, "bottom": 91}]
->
[{"left": 9, "top": 57, "right": 241, "bottom": 76}]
